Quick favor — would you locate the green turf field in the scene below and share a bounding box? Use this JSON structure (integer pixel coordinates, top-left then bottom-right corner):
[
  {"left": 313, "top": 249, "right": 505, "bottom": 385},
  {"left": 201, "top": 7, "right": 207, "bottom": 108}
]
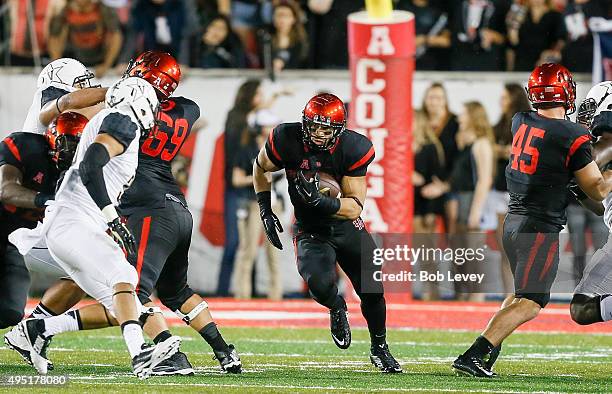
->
[{"left": 1, "top": 327, "right": 611, "bottom": 393}]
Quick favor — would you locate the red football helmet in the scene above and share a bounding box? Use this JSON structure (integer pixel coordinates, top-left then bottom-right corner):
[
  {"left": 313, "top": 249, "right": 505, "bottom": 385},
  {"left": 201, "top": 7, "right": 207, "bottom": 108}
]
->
[
  {"left": 45, "top": 112, "right": 87, "bottom": 171},
  {"left": 526, "top": 63, "right": 576, "bottom": 114},
  {"left": 125, "top": 51, "right": 180, "bottom": 101},
  {"left": 302, "top": 93, "right": 346, "bottom": 150}
]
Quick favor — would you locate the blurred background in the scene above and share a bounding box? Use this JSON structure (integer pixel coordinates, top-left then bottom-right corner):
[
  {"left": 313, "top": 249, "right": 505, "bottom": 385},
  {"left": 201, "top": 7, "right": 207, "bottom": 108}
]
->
[{"left": 1, "top": 0, "right": 611, "bottom": 303}]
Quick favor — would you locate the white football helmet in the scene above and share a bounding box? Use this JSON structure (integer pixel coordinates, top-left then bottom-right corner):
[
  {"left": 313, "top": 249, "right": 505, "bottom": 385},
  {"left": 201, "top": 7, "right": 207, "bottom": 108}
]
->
[
  {"left": 105, "top": 77, "right": 159, "bottom": 133},
  {"left": 577, "top": 81, "right": 612, "bottom": 126},
  {"left": 37, "top": 58, "right": 95, "bottom": 89}
]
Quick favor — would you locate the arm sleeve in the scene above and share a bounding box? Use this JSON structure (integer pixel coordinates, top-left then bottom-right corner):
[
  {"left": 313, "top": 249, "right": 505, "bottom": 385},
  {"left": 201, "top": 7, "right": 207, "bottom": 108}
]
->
[
  {"left": 264, "top": 126, "right": 285, "bottom": 169},
  {"left": 41, "top": 86, "right": 69, "bottom": 108},
  {"left": 79, "top": 142, "right": 113, "bottom": 210},
  {"left": 99, "top": 112, "right": 138, "bottom": 150},
  {"left": 0, "top": 135, "right": 25, "bottom": 170},
  {"left": 345, "top": 137, "right": 375, "bottom": 177}
]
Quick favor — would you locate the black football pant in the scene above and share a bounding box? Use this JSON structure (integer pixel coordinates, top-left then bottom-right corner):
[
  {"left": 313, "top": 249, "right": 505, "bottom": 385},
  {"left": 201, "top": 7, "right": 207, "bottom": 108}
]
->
[
  {"left": 0, "top": 236, "right": 30, "bottom": 328},
  {"left": 125, "top": 199, "right": 195, "bottom": 311},
  {"left": 502, "top": 213, "right": 562, "bottom": 308},
  {"left": 294, "top": 219, "right": 386, "bottom": 337}
]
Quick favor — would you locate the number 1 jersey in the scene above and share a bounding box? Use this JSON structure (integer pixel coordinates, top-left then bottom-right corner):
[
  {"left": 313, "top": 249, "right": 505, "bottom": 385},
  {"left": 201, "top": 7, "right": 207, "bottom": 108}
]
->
[
  {"left": 506, "top": 111, "right": 592, "bottom": 227},
  {"left": 120, "top": 97, "right": 200, "bottom": 215}
]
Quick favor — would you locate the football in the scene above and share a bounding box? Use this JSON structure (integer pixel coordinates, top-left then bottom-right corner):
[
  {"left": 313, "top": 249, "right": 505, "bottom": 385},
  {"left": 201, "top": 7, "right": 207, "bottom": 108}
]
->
[{"left": 319, "top": 172, "right": 342, "bottom": 198}]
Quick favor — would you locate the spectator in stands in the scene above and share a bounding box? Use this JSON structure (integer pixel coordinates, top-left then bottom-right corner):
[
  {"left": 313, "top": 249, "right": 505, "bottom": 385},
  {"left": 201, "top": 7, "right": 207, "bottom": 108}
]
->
[
  {"left": 305, "top": 0, "right": 364, "bottom": 69},
  {"left": 447, "top": 0, "right": 509, "bottom": 71},
  {"left": 9, "top": 0, "right": 49, "bottom": 66},
  {"left": 507, "top": 0, "right": 566, "bottom": 71},
  {"left": 217, "top": 79, "right": 264, "bottom": 296},
  {"left": 420, "top": 83, "right": 459, "bottom": 233},
  {"left": 492, "top": 83, "right": 530, "bottom": 294},
  {"left": 413, "top": 109, "right": 445, "bottom": 300},
  {"left": 413, "top": 109, "right": 445, "bottom": 234},
  {"left": 230, "top": 0, "right": 271, "bottom": 67},
  {"left": 47, "top": 0, "right": 122, "bottom": 76},
  {"left": 191, "top": 15, "right": 247, "bottom": 68},
  {"left": 422, "top": 101, "right": 495, "bottom": 301},
  {"left": 269, "top": 0, "right": 308, "bottom": 72},
  {"left": 120, "top": 0, "right": 186, "bottom": 65},
  {"left": 395, "top": 0, "right": 451, "bottom": 70},
  {"left": 561, "top": 0, "right": 606, "bottom": 73},
  {"left": 232, "top": 110, "right": 283, "bottom": 300}
]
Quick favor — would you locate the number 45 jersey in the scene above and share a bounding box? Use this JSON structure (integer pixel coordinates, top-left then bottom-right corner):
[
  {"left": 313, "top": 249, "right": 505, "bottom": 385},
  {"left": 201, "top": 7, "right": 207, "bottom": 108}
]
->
[
  {"left": 120, "top": 97, "right": 200, "bottom": 215},
  {"left": 506, "top": 111, "right": 593, "bottom": 227}
]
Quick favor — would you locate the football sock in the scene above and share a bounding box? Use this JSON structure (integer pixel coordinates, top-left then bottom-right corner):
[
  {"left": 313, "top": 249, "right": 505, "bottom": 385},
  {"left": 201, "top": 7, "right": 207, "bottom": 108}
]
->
[
  {"left": 153, "top": 330, "right": 172, "bottom": 344},
  {"left": 370, "top": 330, "right": 387, "bottom": 347},
  {"left": 30, "top": 303, "right": 57, "bottom": 319},
  {"left": 361, "top": 296, "right": 387, "bottom": 342},
  {"left": 199, "top": 322, "right": 228, "bottom": 353},
  {"left": 600, "top": 295, "right": 612, "bottom": 322},
  {"left": 464, "top": 335, "right": 494, "bottom": 359},
  {"left": 485, "top": 344, "right": 502, "bottom": 367},
  {"left": 121, "top": 320, "right": 146, "bottom": 359},
  {"left": 40, "top": 310, "right": 82, "bottom": 337}
]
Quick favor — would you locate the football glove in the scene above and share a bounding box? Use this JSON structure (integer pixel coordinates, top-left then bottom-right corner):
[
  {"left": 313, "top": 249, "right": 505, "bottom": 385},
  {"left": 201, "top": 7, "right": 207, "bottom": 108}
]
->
[
  {"left": 107, "top": 217, "right": 136, "bottom": 256},
  {"left": 295, "top": 171, "right": 341, "bottom": 215},
  {"left": 257, "top": 191, "right": 283, "bottom": 250}
]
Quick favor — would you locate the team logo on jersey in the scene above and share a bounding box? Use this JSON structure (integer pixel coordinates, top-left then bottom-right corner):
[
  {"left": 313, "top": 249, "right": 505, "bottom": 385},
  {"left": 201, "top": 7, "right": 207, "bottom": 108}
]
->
[
  {"left": 352, "top": 217, "right": 365, "bottom": 230},
  {"left": 300, "top": 159, "right": 309, "bottom": 169},
  {"left": 32, "top": 172, "right": 44, "bottom": 184}
]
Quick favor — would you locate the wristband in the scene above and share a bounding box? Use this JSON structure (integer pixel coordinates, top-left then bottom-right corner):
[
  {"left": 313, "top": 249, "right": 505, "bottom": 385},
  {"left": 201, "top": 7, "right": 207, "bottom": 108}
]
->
[
  {"left": 256, "top": 191, "right": 272, "bottom": 214},
  {"left": 56, "top": 97, "right": 62, "bottom": 113},
  {"left": 101, "top": 204, "right": 119, "bottom": 223},
  {"left": 315, "top": 196, "right": 341, "bottom": 215}
]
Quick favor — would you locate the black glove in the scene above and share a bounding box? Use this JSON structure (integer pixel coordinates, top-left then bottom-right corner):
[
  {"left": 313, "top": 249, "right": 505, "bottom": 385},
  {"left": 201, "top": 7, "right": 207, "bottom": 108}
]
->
[
  {"left": 295, "top": 171, "right": 323, "bottom": 206},
  {"left": 568, "top": 180, "right": 588, "bottom": 201},
  {"left": 257, "top": 191, "right": 283, "bottom": 250},
  {"left": 34, "top": 193, "right": 54, "bottom": 208},
  {"left": 295, "top": 171, "right": 341, "bottom": 215},
  {"left": 107, "top": 217, "right": 136, "bottom": 256}
]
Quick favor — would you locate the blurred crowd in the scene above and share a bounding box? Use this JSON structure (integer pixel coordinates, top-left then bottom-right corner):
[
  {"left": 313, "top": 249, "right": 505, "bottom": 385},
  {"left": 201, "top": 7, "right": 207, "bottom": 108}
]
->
[{"left": 4, "top": 0, "right": 612, "bottom": 74}]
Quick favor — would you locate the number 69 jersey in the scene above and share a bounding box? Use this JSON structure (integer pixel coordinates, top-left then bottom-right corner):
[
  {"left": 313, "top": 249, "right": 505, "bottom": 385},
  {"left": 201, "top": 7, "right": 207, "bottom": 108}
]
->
[
  {"left": 506, "top": 111, "right": 593, "bottom": 227},
  {"left": 119, "top": 97, "right": 200, "bottom": 215},
  {"left": 56, "top": 108, "right": 140, "bottom": 229}
]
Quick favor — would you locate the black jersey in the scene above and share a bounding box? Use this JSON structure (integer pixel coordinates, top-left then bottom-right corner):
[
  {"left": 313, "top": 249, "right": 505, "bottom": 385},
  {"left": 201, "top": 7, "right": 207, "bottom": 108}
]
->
[
  {"left": 0, "top": 132, "right": 59, "bottom": 233},
  {"left": 505, "top": 111, "right": 592, "bottom": 227},
  {"left": 265, "top": 122, "right": 375, "bottom": 227},
  {"left": 120, "top": 97, "right": 200, "bottom": 215}
]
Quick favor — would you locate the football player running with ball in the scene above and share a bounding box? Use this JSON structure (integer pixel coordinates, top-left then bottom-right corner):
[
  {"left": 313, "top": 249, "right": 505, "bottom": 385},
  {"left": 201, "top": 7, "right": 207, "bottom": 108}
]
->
[
  {"left": 453, "top": 64, "right": 612, "bottom": 378},
  {"left": 253, "top": 93, "right": 402, "bottom": 373}
]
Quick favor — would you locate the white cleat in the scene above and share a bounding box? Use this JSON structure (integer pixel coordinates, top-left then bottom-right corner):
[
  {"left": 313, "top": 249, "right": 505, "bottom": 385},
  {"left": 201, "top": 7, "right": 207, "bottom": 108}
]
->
[{"left": 4, "top": 319, "right": 51, "bottom": 375}]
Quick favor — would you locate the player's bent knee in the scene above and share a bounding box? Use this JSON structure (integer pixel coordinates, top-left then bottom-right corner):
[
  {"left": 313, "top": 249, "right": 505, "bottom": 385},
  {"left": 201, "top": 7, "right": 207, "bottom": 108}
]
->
[
  {"left": 570, "top": 294, "right": 600, "bottom": 325},
  {"left": 0, "top": 308, "right": 24, "bottom": 329},
  {"left": 158, "top": 285, "right": 195, "bottom": 312}
]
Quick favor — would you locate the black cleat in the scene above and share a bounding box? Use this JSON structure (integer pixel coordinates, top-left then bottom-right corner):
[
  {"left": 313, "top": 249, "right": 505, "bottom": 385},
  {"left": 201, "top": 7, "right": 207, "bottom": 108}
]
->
[
  {"left": 330, "top": 304, "right": 351, "bottom": 349},
  {"left": 152, "top": 351, "right": 195, "bottom": 376},
  {"left": 452, "top": 355, "right": 495, "bottom": 378},
  {"left": 370, "top": 343, "right": 402, "bottom": 373},
  {"left": 213, "top": 344, "right": 242, "bottom": 373},
  {"left": 132, "top": 344, "right": 155, "bottom": 379}
]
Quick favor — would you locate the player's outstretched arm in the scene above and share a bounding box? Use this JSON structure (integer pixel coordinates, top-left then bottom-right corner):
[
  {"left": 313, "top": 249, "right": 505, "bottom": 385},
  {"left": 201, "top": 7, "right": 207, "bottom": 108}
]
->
[
  {"left": 254, "top": 148, "right": 284, "bottom": 250},
  {"left": 574, "top": 162, "right": 612, "bottom": 202},
  {"left": 79, "top": 133, "right": 136, "bottom": 255},
  {"left": 335, "top": 176, "right": 367, "bottom": 220},
  {"left": 0, "top": 164, "right": 51, "bottom": 209},
  {"left": 39, "top": 87, "right": 108, "bottom": 126}
]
